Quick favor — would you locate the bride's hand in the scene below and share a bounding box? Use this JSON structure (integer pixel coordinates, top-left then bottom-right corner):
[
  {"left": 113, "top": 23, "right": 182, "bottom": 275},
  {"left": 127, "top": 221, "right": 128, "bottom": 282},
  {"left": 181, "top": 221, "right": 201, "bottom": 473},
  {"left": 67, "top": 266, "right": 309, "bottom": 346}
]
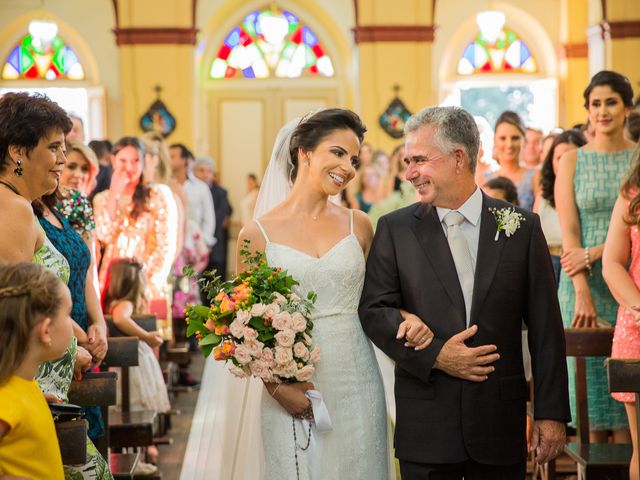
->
[
  {"left": 266, "top": 382, "right": 314, "bottom": 418},
  {"left": 397, "top": 310, "right": 434, "bottom": 351}
]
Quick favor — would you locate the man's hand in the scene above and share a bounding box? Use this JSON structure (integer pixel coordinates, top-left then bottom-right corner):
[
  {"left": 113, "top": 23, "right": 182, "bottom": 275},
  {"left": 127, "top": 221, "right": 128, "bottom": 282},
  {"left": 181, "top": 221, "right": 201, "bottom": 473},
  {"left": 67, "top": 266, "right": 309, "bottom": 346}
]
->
[
  {"left": 530, "top": 419, "right": 566, "bottom": 464},
  {"left": 433, "top": 325, "right": 499, "bottom": 381}
]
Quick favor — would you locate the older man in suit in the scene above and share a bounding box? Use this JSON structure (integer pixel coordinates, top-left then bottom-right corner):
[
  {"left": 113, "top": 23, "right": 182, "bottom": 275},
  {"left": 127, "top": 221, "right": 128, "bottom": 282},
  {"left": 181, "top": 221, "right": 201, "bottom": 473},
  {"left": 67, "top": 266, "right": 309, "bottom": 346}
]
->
[{"left": 359, "top": 106, "right": 570, "bottom": 479}]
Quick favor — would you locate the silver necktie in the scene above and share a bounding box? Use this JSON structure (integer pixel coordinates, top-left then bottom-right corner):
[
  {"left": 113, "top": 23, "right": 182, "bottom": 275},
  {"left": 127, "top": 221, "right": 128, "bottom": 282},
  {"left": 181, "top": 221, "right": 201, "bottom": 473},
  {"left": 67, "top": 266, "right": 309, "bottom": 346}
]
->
[{"left": 444, "top": 211, "right": 474, "bottom": 325}]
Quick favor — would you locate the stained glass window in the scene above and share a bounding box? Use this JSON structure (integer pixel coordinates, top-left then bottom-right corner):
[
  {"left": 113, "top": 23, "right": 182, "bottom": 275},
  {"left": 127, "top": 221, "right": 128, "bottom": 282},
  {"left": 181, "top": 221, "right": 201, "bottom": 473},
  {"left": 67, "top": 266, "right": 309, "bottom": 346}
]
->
[
  {"left": 2, "top": 33, "right": 85, "bottom": 81},
  {"left": 210, "top": 7, "right": 334, "bottom": 79},
  {"left": 457, "top": 28, "right": 537, "bottom": 75}
]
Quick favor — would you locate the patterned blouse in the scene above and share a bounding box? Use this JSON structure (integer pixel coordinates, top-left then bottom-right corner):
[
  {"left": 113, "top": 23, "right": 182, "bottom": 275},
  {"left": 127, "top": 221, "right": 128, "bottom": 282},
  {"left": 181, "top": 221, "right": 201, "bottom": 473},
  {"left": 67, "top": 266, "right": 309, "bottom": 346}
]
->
[{"left": 93, "top": 184, "right": 177, "bottom": 302}]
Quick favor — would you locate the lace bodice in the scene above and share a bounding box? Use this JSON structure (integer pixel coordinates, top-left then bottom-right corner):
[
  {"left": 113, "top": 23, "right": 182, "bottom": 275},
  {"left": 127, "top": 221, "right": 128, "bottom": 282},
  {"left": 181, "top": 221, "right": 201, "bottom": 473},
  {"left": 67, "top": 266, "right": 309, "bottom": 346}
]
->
[
  {"left": 255, "top": 210, "right": 390, "bottom": 480},
  {"left": 256, "top": 212, "right": 365, "bottom": 318}
]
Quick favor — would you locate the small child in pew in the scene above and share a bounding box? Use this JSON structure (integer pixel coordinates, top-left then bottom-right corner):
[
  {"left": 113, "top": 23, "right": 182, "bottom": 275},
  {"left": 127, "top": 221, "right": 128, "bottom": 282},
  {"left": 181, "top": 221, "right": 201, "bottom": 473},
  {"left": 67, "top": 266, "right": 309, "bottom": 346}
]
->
[
  {"left": 0, "top": 262, "right": 73, "bottom": 480},
  {"left": 101, "top": 258, "right": 171, "bottom": 466}
]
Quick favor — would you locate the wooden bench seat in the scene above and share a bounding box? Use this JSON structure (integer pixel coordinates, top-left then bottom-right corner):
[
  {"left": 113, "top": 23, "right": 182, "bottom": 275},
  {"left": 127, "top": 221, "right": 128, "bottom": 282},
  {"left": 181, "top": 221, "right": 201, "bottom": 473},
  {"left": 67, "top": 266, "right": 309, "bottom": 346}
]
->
[
  {"left": 108, "top": 410, "right": 158, "bottom": 449},
  {"left": 55, "top": 419, "right": 88, "bottom": 465},
  {"left": 557, "top": 328, "right": 631, "bottom": 480}
]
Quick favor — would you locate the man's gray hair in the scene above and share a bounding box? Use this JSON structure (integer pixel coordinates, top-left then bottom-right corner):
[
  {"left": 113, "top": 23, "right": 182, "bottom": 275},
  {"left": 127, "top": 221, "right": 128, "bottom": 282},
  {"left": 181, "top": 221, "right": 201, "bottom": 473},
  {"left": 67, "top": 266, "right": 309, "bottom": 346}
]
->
[
  {"left": 194, "top": 155, "right": 217, "bottom": 172},
  {"left": 404, "top": 106, "right": 480, "bottom": 173}
]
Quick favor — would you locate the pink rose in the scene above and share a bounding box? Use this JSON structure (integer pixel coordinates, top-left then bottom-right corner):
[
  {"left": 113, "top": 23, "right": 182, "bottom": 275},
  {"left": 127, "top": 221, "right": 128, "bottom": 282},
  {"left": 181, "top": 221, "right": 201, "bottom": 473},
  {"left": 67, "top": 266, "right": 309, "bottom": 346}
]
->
[
  {"left": 303, "top": 333, "right": 312, "bottom": 346},
  {"left": 250, "top": 360, "right": 271, "bottom": 380},
  {"left": 284, "top": 361, "right": 298, "bottom": 377},
  {"left": 251, "top": 303, "right": 267, "bottom": 317},
  {"left": 272, "top": 311, "right": 292, "bottom": 331},
  {"left": 291, "top": 312, "right": 307, "bottom": 333},
  {"left": 293, "top": 342, "right": 309, "bottom": 361},
  {"left": 236, "top": 309, "right": 251, "bottom": 325},
  {"left": 295, "top": 365, "right": 315, "bottom": 382},
  {"left": 273, "top": 292, "right": 287, "bottom": 305},
  {"left": 229, "top": 318, "right": 245, "bottom": 339},
  {"left": 243, "top": 327, "right": 258, "bottom": 341},
  {"left": 245, "top": 339, "right": 264, "bottom": 358},
  {"left": 234, "top": 345, "right": 252, "bottom": 365},
  {"left": 261, "top": 348, "right": 275, "bottom": 364},
  {"left": 229, "top": 365, "right": 250, "bottom": 379},
  {"left": 274, "top": 330, "right": 295, "bottom": 348},
  {"left": 274, "top": 346, "right": 293, "bottom": 365},
  {"left": 309, "top": 347, "right": 320, "bottom": 364},
  {"left": 263, "top": 302, "right": 281, "bottom": 319}
]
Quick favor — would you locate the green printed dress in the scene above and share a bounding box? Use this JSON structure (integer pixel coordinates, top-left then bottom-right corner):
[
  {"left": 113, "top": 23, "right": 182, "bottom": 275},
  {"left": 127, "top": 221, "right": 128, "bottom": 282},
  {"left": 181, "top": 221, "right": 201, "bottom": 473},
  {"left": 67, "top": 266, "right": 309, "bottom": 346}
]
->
[
  {"left": 557, "top": 148, "right": 636, "bottom": 430},
  {"left": 33, "top": 230, "right": 113, "bottom": 480}
]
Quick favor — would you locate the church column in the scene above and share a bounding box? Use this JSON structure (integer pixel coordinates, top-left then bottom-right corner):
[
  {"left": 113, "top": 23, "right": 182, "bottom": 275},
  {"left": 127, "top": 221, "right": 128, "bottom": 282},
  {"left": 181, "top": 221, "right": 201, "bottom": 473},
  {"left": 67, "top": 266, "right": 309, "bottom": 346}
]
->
[
  {"left": 112, "top": 0, "right": 197, "bottom": 146},
  {"left": 353, "top": 0, "right": 435, "bottom": 153},
  {"left": 559, "top": 0, "right": 590, "bottom": 127},
  {"left": 602, "top": 0, "right": 640, "bottom": 94}
]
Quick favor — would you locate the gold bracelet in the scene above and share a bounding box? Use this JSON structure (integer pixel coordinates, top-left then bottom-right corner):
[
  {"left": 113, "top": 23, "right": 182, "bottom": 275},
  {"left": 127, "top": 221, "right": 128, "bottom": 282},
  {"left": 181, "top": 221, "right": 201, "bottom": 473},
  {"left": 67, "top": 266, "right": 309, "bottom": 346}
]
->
[{"left": 270, "top": 384, "right": 282, "bottom": 398}]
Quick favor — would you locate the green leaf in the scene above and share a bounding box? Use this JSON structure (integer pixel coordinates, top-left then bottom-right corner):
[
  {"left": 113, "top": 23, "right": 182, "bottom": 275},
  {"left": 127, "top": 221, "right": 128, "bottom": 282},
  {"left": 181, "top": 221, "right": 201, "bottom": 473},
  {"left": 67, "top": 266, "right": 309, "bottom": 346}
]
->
[
  {"left": 200, "top": 333, "right": 222, "bottom": 346},
  {"left": 193, "top": 305, "right": 211, "bottom": 317},
  {"left": 257, "top": 332, "right": 274, "bottom": 342},
  {"left": 186, "top": 321, "right": 203, "bottom": 337},
  {"left": 201, "top": 343, "right": 214, "bottom": 358},
  {"left": 249, "top": 317, "right": 269, "bottom": 331}
]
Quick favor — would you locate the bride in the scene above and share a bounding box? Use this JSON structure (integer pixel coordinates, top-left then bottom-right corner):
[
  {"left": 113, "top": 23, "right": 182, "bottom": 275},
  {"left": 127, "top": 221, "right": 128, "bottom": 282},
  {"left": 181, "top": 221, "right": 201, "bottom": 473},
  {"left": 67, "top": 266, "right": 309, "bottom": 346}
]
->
[{"left": 181, "top": 109, "right": 431, "bottom": 480}]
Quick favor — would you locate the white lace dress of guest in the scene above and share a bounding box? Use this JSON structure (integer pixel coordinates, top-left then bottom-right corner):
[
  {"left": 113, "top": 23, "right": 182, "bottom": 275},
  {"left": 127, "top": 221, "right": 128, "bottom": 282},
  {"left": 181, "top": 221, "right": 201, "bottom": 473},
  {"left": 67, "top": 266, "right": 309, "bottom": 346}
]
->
[{"left": 254, "top": 209, "right": 390, "bottom": 480}]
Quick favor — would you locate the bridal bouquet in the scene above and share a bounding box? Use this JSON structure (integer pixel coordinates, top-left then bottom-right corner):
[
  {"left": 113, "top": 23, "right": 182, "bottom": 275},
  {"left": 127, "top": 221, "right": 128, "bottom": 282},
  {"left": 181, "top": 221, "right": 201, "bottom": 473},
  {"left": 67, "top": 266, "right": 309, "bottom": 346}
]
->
[{"left": 184, "top": 240, "right": 318, "bottom": 383}]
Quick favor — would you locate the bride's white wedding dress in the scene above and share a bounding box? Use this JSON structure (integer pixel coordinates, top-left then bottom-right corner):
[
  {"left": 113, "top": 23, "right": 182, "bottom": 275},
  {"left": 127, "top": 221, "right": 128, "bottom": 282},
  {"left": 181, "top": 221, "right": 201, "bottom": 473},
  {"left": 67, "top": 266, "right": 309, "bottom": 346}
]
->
[{"left": 256, "top": 211, "right": 389, "bottom": 479}]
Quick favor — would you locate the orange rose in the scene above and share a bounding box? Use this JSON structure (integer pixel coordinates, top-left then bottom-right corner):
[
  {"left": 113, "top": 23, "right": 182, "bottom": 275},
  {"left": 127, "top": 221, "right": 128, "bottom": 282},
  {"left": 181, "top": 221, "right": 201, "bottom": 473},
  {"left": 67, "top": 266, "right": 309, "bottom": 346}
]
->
[
  {"left": 205, "top": 319, "right": 216, "bottom": 331},
  {"left": 214, "top": 323, "right": 230, "bottom": 336},
  {"left": 221, "top": 341, "right": 236, "bottom": 357},
  {"left": 213, "top": 346, "right": 225, "bottom": 361}
]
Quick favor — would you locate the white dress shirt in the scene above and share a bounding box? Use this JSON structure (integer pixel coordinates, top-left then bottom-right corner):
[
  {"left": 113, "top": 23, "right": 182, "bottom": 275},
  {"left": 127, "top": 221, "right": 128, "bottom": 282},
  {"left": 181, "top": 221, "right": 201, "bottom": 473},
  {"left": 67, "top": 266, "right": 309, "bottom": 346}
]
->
[
  {"left": 436, "top": 187, "right": 483, "bottom": 272},
  {"left": 183, "top": 173, "right": 217, "bottom": 247}
]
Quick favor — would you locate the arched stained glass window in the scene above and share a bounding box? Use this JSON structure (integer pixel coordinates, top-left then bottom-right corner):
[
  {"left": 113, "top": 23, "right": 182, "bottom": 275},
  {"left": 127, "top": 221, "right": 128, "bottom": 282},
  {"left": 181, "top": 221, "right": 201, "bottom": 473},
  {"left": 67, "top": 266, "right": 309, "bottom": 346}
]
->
[
  {"left": 457, "top": 28, "right": 537, "bottom": 75},
  {"left": 210, "top": 7, "right": 334, "bottom": 79},
  {"left": 2, "top": 33, "right": 85, "bottom": 81}
]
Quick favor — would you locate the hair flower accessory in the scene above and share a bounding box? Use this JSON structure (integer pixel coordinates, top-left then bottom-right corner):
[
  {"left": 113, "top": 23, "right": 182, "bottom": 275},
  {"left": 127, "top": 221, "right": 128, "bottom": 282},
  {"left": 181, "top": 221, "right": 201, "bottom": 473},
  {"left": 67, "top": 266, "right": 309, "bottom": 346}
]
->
[{"left": 490, "top": 207, "right": 525, "bottom": 241}]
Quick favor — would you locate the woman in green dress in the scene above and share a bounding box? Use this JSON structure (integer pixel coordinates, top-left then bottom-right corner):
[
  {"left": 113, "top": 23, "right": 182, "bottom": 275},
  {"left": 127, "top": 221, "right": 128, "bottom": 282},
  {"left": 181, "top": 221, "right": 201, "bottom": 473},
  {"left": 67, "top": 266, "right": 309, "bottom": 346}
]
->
[
  {"left": 556, "top": 70, "right": 637, "bottom": 440},
  {"left": 0, "top": 92, "right": 112, "bottom": 479}
]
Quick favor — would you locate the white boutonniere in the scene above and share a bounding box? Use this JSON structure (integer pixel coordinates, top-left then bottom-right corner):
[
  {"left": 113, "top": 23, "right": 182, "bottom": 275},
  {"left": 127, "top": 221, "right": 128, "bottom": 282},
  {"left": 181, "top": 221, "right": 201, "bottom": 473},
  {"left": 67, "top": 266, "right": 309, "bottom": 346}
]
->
[{"left": 490, "top": 207, "right": 525, "bottom": 241}]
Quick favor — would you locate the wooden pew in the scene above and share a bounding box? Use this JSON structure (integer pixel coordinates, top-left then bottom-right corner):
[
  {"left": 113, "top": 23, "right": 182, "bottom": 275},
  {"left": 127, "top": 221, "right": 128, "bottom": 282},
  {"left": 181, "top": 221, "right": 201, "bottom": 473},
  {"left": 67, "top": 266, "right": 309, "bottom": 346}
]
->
[
  {"left": 560, "top": 328, "right": 631, "bottom": 479},
  {"left": 68, "top": 355, "right": 140, "bottom": 478},
  {"left": 55, "top": 419, "right": 88, "bottom": 465},
  {"left": 100, "top": 335, "right": 158, "bottom": 452},
  {"left": 608, "top": 359, "right": 640, "bottom": 479},
  {"left": 107, "top": 314, "right": 179, "bottom": 436}
]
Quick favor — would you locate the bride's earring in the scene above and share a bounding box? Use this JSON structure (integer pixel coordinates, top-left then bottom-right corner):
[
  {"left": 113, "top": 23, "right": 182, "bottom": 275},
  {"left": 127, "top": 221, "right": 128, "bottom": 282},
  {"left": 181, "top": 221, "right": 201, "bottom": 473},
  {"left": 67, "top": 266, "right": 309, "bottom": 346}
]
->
[{"left": 303, "top": 157, "right": 310, "bottom": 167}]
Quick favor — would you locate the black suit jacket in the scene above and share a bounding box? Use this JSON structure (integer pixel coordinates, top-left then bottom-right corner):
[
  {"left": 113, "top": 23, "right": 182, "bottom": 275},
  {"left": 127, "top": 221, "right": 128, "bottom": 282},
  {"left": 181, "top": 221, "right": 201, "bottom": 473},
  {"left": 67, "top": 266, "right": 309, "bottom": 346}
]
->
[{"left": 359, "top": 193, "right": 570, "bottom": 465}]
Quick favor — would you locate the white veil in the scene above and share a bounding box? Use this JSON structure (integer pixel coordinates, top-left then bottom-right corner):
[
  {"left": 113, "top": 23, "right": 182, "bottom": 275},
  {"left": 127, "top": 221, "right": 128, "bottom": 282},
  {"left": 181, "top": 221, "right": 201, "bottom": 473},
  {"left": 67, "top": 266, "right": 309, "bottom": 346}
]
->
[{"left": 253, "top": 116, "right": 301, "bottom": 219}]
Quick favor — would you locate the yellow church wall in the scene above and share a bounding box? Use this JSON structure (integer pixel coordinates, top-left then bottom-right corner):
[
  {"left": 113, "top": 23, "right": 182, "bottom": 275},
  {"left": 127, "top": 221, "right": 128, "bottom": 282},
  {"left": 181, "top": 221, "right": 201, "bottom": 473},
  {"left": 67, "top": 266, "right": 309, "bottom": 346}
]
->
[
  {"left": 0, "top": 0, "right": 122, "bottom": 140},
  {"left": 605, "top": 0, "right": 640, "bottom": 98},
  {"left": 115, "top": 0, "right": 192, "bottom": 28},
  {"left": 357, "top": 0, "right": 433, "bottom": 25},
  {"left": 118, "top": 44, "right": 195, "bottom": 146},
  {"left": 358, "top": 42, "right": 432, "bottom": 153}
]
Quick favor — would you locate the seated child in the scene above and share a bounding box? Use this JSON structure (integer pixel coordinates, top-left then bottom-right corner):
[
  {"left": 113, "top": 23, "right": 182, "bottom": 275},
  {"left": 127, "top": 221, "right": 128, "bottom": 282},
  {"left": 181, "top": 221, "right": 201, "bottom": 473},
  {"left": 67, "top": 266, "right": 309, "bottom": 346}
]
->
[{"left": 0, "top": 263, "right": 73, "bottom": 480}]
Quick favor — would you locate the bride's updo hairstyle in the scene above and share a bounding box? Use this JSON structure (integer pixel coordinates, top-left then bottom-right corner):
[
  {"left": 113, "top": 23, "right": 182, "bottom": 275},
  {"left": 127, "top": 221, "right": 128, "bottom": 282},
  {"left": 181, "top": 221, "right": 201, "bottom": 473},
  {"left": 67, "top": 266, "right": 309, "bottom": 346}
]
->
[{"left": 288, "top": 108, "right": 366, "bottom": 182}]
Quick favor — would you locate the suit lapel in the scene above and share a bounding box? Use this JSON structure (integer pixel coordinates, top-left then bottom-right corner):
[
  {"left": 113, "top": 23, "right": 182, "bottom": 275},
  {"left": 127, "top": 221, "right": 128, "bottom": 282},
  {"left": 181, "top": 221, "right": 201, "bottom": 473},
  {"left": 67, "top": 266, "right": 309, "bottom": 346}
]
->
[
  {"left": 411, "top": 203, "right": 466, "bottom": 327},
  {"left": 470, "top": 194, "right": 507, "bottom": 325}
]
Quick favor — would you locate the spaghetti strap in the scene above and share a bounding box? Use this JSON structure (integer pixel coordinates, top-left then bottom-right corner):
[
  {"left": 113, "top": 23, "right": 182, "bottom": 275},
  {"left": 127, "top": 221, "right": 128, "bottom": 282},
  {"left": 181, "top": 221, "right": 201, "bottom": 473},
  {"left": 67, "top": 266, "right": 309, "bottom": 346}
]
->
[
  {"left": 254, "top": 220, "right": 270, "bottom": 243},
  {"left": 349, "top": 209, "right": 354, "bottom": 235}
]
